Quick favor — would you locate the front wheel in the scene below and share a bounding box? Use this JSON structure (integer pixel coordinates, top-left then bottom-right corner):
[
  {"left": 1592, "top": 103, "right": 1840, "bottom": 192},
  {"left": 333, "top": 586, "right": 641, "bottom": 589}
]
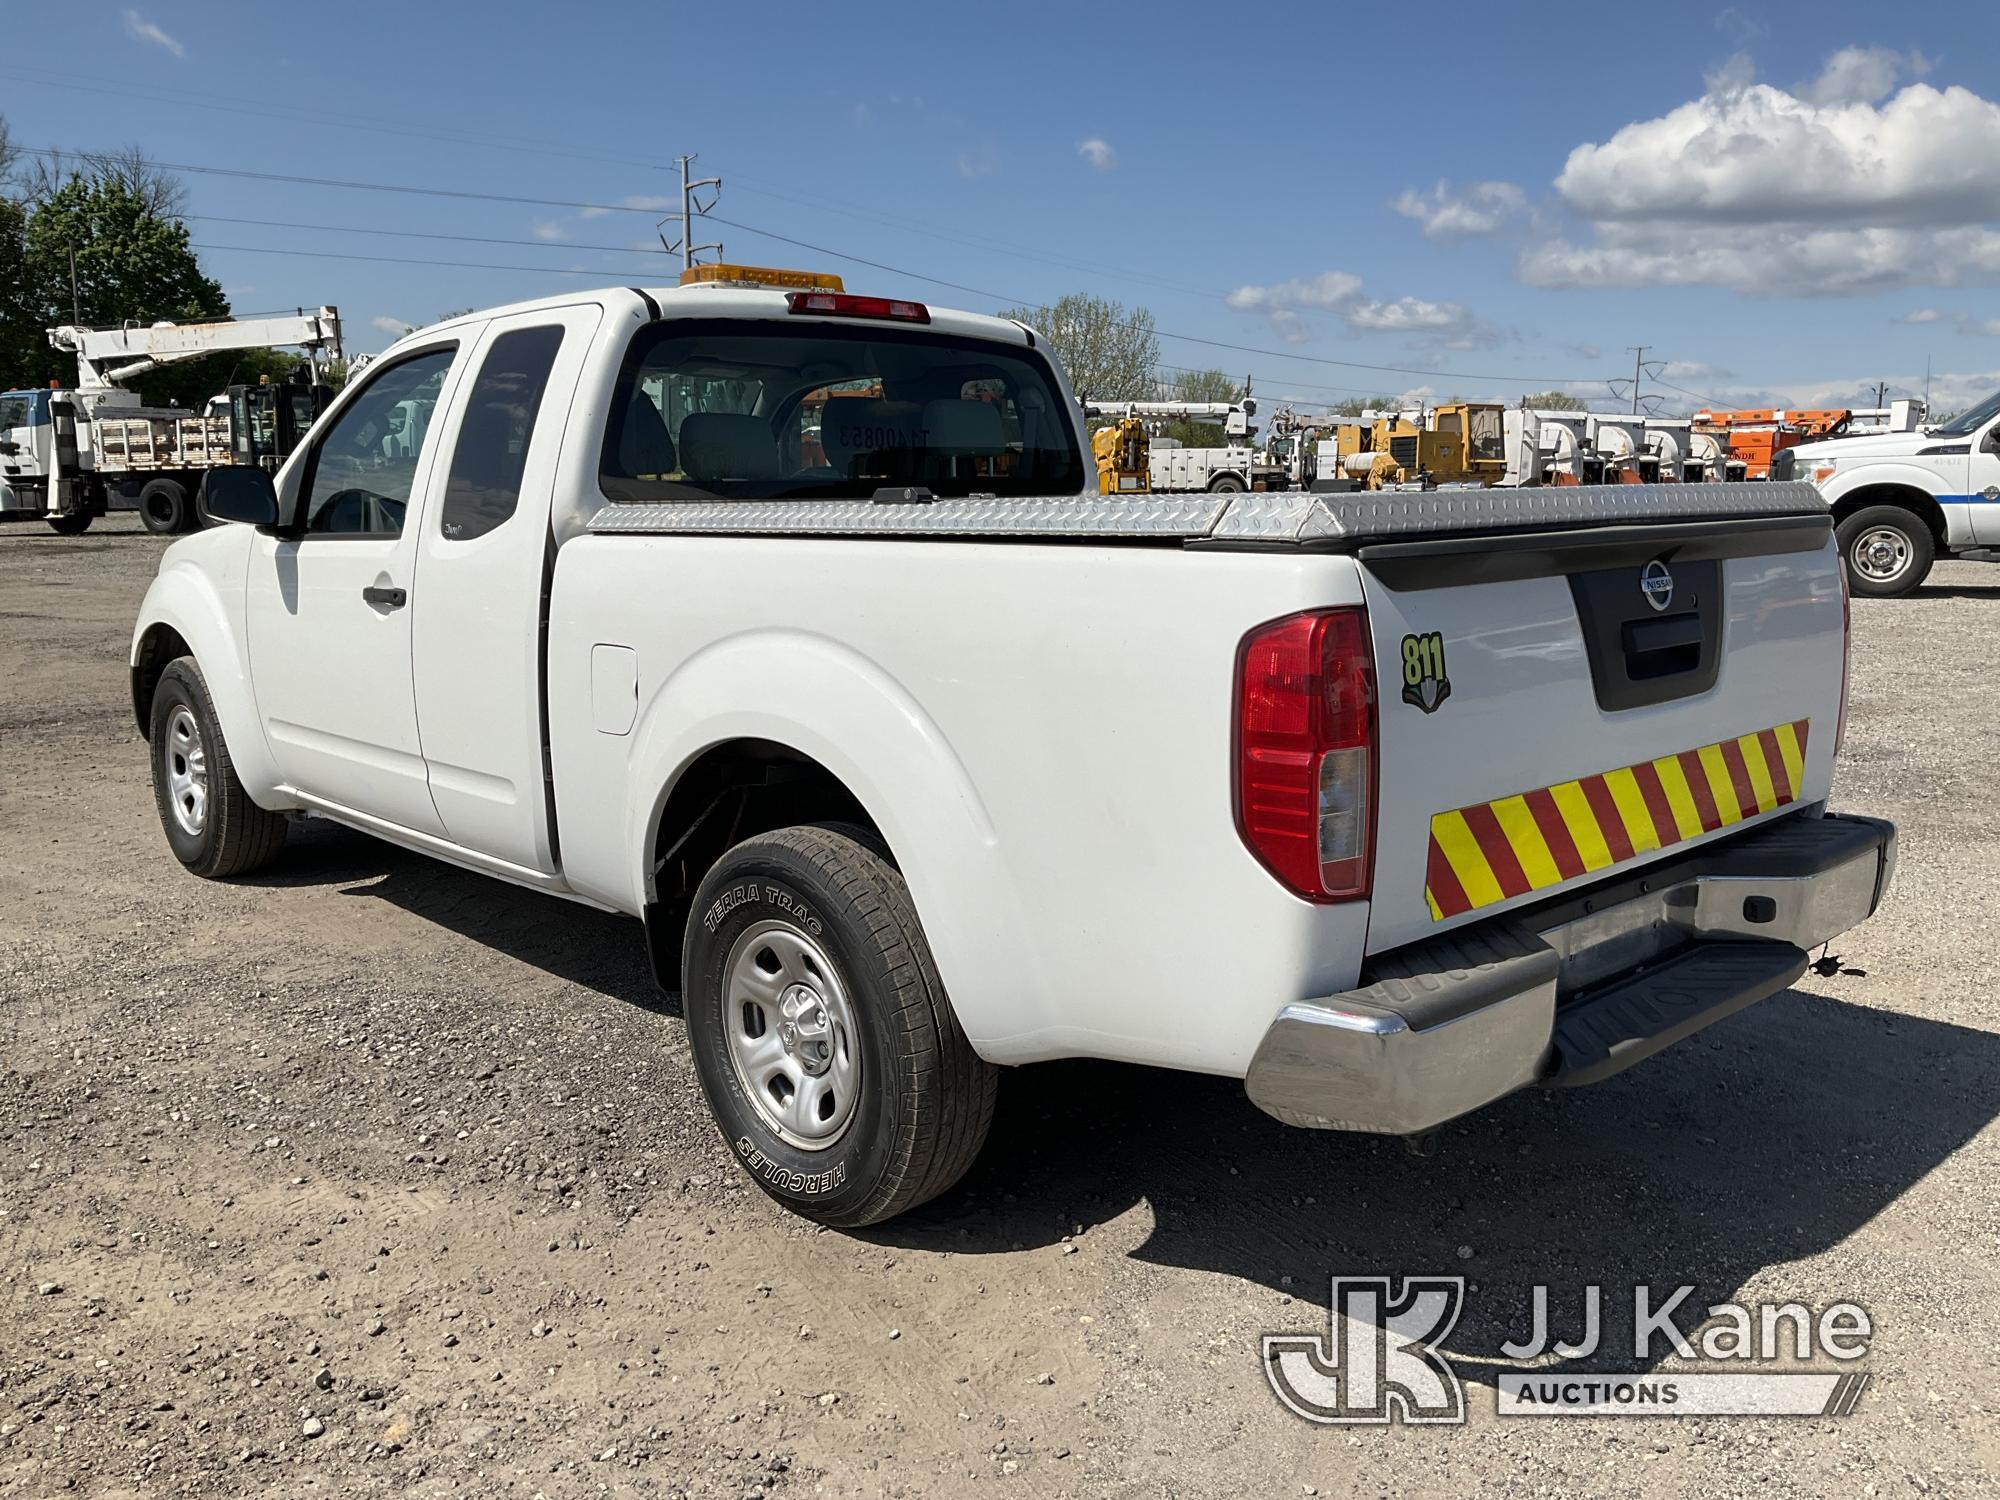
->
[
  {"left": 683, "top": 825, "right": 997, "bottom": 1227},
  {"left": 149, "top": 658, "right": 288, "bottom": 877},
  {"left": 1837, "top": 504, "right": 1934, "bottom": 597}
]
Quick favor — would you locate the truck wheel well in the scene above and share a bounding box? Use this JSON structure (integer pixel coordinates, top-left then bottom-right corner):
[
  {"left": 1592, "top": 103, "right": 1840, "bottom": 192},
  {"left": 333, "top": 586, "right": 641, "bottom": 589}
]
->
[
  {"left": 643, "top": 739, "right": 879, "bottom": 989},
  {"left": 1830, "top": 485, "right": 1947, "bottom": 547},
  {"left": 131, "top": 625, "right": 192, "bottom": 739}
]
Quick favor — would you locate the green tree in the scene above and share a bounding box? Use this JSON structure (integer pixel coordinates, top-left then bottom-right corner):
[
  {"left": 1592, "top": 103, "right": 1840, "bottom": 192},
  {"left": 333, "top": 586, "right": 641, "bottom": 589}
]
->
[
  {"left": 995, "top": 292, "right": 1159, "bottom": 401},
  {"left": 1521, "top": 389, "right": 1587, "bottom": 410},
  {"left": 1159, "top": 366, "right": 1245, "bottom": 447},
  {"left": 21, "top": 171, "right": 226, "bottom": 389},
  {"left": 0, "top": 197, "right": 35, "bottom": 391},
  {"left": 1327, "top": 395, "right": 1397, "bottom": 416}
]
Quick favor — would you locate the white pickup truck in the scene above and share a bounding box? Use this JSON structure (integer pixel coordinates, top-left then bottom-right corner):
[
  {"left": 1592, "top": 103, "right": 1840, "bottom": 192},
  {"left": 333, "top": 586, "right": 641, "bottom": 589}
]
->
[
  {"left": 131, "top": 268, "right": 1896, "bottom": 1226},
  {"left": 1781, "top": 386, "right": 2000, "bottom": 596}
]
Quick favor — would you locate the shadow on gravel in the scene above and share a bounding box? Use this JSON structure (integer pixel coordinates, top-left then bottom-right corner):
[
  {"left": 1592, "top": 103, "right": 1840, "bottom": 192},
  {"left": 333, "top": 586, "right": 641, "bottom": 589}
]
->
[
  {"left": 1904, "top": 585, "right": 2000, "bottom": 600},
  {"left": 869, "top": 987, "right": 2000, "bottom": 1377},
  {"left": 246, "top": 818, "right": 673, "bottom": 1015},
  {"left": 233, "top": 820, "right": 1995, "bottom": 1377}
]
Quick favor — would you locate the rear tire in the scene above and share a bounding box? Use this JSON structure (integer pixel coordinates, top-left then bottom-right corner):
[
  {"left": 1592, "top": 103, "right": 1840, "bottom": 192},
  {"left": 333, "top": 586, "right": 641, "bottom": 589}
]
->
[
  {"left": 46, "top": 513, "right": 92, "bottom": 535},
  {"left": 683, "top": 824, "right": 997, "bottom": 1227},
  {"left": 1837, "top": 504, "right": 1933, "bottom": 597},
  {"left": 1208, "top": 474, "right": 1245, "bottom": 493},
  {"left": 140, "top": 477, "right": 191, "bottom": 535},
  {"left": 148, "top": 658, "right": 288, "bottom": 878}
]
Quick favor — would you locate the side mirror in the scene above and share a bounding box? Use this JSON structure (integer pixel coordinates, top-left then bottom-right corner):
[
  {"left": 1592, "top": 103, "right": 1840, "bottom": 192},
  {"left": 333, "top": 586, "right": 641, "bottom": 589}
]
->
[
  {"left": 198, "top": 465, "right": 280, "bottom": 527},
  {"left": 1985, "top": 427, "right": 2000, "bottom": 455}
]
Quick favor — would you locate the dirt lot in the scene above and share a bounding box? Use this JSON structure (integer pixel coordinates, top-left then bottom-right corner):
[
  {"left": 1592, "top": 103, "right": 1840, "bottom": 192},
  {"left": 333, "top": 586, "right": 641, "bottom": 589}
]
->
[{"left": 1, "top": 514, "right": 1995, "bottom": 1498}]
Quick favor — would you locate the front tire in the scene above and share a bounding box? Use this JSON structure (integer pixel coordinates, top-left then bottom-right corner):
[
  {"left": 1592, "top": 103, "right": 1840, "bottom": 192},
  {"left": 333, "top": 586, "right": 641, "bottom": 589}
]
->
[
  {"left": 149, "top": 658, "right": 287, "bottom": 878},
  {"left": 683, "top": 825, "right": 997, "bottom": 1227},
  {"left": 1837, "top": 504, "right": 1934, "bottom": 597},
  {"left": 46, "top": 513, "right": 92, "bottom": 535}
]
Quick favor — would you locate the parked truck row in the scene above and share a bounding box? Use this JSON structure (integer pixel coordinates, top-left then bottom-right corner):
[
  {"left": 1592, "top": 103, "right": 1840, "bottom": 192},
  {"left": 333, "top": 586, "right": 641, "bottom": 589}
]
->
[{"left": 131, "top": 263, "right": 1894, "bottom": 1227}]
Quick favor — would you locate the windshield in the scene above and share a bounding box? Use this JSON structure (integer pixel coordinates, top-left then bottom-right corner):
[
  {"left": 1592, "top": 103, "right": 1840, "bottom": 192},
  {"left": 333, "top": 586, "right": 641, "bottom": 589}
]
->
[
  {"left": 1934, "top": 388, "right": 2000, "bottom": 438},
  {"left": 0, "top": 391, "right": 47, "bottom": 430},
  {"left": 600, "top": 318, "right": 1084, "bottom": 501}
]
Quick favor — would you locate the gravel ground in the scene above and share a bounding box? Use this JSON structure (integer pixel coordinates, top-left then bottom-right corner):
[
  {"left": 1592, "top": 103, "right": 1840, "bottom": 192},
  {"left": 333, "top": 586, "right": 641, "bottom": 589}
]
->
[{"left": 1, "top": 515, "right": 1995, "bottom": 1498}]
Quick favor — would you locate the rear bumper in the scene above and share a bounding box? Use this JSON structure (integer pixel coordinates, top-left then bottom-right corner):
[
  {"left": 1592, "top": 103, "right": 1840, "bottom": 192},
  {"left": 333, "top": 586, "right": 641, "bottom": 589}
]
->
[{"left": 1244, "top": 810, "right": 1896, "bottom": 1135}]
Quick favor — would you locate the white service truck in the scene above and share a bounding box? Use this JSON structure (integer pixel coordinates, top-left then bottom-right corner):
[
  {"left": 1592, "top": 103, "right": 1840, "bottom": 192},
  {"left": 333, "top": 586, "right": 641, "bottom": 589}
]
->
[
  {"left": 131, "top": 270, "right": 1895, "bottom": 1226},
  {"left": 1781, "top": 387, "right": 2000, "bottom": 596},
  {"left": 0, "top": 309, "right": 340, "bottom": 535}
]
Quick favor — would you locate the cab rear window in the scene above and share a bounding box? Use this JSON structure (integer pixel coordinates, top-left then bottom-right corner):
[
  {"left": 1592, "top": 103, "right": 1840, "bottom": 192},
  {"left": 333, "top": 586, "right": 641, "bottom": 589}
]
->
[{"left": 599, "top": 318, "right": 1083, "bottom": 501}]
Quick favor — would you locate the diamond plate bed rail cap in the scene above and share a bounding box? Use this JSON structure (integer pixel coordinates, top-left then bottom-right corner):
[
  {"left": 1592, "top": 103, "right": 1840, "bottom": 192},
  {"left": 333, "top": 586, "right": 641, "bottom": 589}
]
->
[{"left": 584, "top": 481, "right": 1826, "bottom": 544}]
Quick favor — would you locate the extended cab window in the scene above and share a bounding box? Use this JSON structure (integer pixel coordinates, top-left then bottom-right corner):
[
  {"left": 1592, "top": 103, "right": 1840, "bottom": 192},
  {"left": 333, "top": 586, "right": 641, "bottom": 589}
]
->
[
  {"left": 439, "top": 325, "right": 565, "bottom": 541},
  {"left": 600, "top": 318, "right": 1083, "bottom": 501},
  {"left": 301, "top": 346, "right": 456, "bottom": 535}
]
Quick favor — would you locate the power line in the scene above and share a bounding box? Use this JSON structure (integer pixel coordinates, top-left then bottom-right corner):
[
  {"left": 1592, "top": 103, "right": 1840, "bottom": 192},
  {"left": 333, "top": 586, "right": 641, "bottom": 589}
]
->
[{"left": 29, "top": 144, "right": 1606, "bottom": 386}]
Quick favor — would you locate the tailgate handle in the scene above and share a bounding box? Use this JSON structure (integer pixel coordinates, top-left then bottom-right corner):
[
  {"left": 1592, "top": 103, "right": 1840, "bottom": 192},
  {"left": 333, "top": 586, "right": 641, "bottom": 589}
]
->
[{"left": 1621, "top": 611, "right": 1702, "bottom": 678}]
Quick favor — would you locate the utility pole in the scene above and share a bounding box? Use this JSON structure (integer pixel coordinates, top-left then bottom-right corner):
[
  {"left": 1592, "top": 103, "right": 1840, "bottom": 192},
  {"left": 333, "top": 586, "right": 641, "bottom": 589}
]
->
[
  {"left": 1628, "top": 345, "right": 1647, "bottom": 415},
  {"left": 1873, "top": 381, "right": 1888, "bottom": 408},
  {"left": 69, "top": 246, "right": 81, "bottom": 326},
  {"left": 659, "top": 154, "right": 722, "bottom": 271}
]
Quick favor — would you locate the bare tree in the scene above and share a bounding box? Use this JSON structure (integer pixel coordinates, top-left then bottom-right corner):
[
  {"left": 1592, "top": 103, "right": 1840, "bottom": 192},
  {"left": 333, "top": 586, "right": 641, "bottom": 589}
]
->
[
  {"left": 1521, "top": 389, "right": 1587, "bottom": 411},
  {"left": 996, "top": 293, "right": 1160, "bottom": 402},
  {"left": 0, "top": 116, "right": 18, "bottom": 190},
  {"left": 20, "top": 143, "right": 189, "bottom": 218}
]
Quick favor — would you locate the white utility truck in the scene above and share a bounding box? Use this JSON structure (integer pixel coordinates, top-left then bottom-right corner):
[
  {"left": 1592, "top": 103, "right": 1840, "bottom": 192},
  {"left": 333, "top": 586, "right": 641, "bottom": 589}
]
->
[
  {"left": 131, "top": 267, "right": 1895, "bottom": 1227},
  {"left": 0, "top": 308, "right": 341, "bottom": 535},
  {"left": 1782, "top": 388, "right": 2000, "bottom": 596}
]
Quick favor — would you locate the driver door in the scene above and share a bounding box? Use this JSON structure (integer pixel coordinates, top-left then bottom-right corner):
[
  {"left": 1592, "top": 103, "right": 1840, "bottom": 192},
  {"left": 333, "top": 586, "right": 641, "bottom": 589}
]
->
[{"left": 246, "top": 339, "right": 471, "bottom": 835}]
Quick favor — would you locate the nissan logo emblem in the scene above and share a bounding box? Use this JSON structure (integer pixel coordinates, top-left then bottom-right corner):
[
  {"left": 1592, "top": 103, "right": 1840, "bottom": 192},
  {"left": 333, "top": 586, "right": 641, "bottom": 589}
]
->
[{"left": 1640, "top": 560, "right": 1674, "bottom": 612}]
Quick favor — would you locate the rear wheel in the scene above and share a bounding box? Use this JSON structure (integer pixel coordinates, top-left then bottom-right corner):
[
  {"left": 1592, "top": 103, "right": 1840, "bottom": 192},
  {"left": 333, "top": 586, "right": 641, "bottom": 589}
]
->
[
  {"left": 148, "top": 658, "right": 287, "bottom": 878},
  {"left": 139, "top": 477, "right": 191, "bottom": 535},
  {"left": 1836, "top": 504, "right": 1934, "bottom": 597},
  {"left": 683, "top": 824, "right": 997, "bottom": 1227},
  {"left": 45, "top": 513, "right": 92, "bottom": 536},
  {"left": 1208, "top": 474, "right": 1245, "bottom": 494}
]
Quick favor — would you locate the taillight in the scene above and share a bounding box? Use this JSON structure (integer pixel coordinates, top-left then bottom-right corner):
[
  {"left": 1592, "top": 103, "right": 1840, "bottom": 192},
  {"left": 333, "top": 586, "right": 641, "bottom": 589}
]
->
[
  {"left": 1835, "top": 558, "right": 1852, "bottom": 756},
  {"left": 1234, "top": 608, "right": 1377, "bottom": 902},
  {"left": 784, "top": 291, "right": 931, "bottom": 324}
]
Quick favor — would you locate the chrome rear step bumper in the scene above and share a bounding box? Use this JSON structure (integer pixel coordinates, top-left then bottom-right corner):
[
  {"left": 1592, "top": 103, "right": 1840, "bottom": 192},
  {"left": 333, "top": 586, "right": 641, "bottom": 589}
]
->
[{"left": 1244, "top": 811, "right": 1896, "bottom": 1136}]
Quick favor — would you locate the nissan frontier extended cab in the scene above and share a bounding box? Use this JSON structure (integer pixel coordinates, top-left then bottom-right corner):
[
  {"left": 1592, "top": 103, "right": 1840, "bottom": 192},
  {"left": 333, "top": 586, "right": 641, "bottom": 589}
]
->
[{"left": 131, "top": 266, "right": 1895, "bottom": 1226}]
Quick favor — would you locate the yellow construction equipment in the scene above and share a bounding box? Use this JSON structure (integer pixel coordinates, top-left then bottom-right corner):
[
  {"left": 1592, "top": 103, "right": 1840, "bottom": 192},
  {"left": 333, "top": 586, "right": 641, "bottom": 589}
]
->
[
  {"left": 1092, "top": 416, "right": 1150, "bottom": 494},
  {"left": 1331, "top": 402, "right": 1509, "bottom": 489}
]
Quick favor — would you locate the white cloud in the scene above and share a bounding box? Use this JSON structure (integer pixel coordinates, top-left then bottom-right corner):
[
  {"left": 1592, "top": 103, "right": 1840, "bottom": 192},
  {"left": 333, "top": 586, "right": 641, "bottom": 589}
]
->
[
  {"left": 1526, "top": 48, "right": 2000, "bottom": 296},
  {"left": 1227, "top": 271, "right": 1497, "bottom": 346},
  {"left": 1521, "top": 223, "right": 2000, "bottom": 297},
  {"left": 955, "top": 144, "right": 1000, "bottom": 180},
  {"left": 579, "top": 193, "right": 675, "bottom": 221},
  {"left": 1391, "top": 180, "right": 1527, "bottom": 238},
  {"left": 123, "top": 8, "right": 184, "bottom": 57},
  {"left": 371, "top": 315, "right": 412, "bottom": 335},
  {"left": 1077, "top": 138, "right": 1118, "bottom": 172},
  {"left": 1956, "top": 318, "right": 2000, "bottom": 337},
  {"left": 1555, "top": 70, "right": 2000, "bottom": 229},
  {"left": 1895, "top": 308, "right": 1942, "bottom": 324},
  {"left": 1795, "top": 46, "right": 1929, "bottom": 107},
  {"left": 531, "top": 220, "right": 567, "bottom": 241},
  {"left": 1660, "top": 359, "right": 1731, "bottom": 380}
]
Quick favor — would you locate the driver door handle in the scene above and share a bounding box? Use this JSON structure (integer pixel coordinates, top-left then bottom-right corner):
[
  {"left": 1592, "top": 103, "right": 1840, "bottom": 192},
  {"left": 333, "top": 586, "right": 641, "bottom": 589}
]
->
[{"left": 362, "top": 585, "right": 407, "bottom": 609}]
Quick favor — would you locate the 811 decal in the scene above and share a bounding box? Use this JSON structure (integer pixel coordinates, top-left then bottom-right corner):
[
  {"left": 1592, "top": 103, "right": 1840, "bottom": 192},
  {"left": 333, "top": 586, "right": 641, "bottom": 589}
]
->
[{"left": 1400, "top": 631, "right": 1451, "bottom": 714}]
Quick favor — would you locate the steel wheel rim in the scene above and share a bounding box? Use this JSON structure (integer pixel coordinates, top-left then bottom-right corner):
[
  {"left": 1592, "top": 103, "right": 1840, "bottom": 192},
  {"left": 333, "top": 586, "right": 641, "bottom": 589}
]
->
[
  {"left": 164, "top": 704, "right": 208, "bottom": 837},
  {"left": 722, "top": 918, "right": 861, "bottom": 1151},
  {"left": 1853, "top": 526, "right": 1911, "bottom": 583}
]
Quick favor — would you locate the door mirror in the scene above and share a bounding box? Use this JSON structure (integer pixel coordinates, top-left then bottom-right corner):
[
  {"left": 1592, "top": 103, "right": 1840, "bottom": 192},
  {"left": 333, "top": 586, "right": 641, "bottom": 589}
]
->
[
  {"left": 1984, "top": 426, "right": 2000, "bottom": 455},
  {"left": 198, "top": 465, "right": 280, "bottom": 527}
]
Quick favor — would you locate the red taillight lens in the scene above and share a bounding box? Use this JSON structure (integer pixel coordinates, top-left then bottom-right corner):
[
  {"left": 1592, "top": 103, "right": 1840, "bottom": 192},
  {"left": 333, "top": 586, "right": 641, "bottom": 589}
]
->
[
  {"left": 1835, "top": 558, "right": 1852, "bottom": 757},
  {"left": 1234, "top": 608, "right": 1377, "bottom": 901},
  {"left": 784, "top": 291, "right": 931, "bottom": 324}
]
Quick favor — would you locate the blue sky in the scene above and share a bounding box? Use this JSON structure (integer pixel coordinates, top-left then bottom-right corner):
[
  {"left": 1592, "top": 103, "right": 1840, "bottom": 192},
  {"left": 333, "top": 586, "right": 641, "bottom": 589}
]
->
[{"left": 8, "top": 1, "right": 2000, "bottom": 414}]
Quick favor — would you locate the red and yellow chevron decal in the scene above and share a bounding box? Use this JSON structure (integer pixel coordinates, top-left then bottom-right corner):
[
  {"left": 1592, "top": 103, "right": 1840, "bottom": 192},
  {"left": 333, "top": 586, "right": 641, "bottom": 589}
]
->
[{"left": 1425, "top": 719, "right": 1810, "bottom": 921}]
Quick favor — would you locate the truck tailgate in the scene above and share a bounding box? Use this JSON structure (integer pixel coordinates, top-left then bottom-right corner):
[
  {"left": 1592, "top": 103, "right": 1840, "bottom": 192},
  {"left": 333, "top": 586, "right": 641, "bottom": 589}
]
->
[{"left": 1357, "top": 517, "right": 1844, "bottom": 954}]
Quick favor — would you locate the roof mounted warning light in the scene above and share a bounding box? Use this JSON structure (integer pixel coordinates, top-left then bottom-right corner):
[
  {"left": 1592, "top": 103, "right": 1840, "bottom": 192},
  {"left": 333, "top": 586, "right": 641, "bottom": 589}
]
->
[{"left": 679, "top": 263, "right": 844, "bottom": 291}]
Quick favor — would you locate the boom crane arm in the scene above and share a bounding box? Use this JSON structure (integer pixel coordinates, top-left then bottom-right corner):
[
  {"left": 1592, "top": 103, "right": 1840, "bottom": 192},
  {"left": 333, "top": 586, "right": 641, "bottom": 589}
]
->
[{"left": 48, "top": 307, "right": 343, "bottom": 391}]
